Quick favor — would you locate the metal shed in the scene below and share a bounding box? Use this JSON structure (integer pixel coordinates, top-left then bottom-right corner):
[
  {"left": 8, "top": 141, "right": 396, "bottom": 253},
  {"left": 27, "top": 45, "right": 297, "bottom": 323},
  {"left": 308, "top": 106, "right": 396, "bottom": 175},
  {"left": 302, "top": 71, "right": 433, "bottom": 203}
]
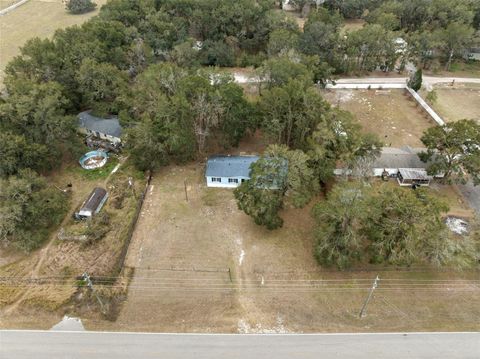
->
[
  {"left": 75, "top": 187, "right": 108, "bottom": 219},
  {"left": 397, "top": 168, "right": 431, "bottom": 186}
]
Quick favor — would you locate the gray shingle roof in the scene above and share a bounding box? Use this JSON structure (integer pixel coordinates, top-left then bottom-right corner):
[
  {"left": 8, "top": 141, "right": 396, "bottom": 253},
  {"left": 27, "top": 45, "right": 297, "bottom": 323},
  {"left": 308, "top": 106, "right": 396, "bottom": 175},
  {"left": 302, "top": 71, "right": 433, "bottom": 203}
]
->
[
  {"left": 78, "top": 111, "right": 122, "bottom": 138},
  {"left": 206, "top": 155, "right": 259, "bottom": 178},
  {"left": 373, "top": 146, "right": 428, "bottom": 169}
]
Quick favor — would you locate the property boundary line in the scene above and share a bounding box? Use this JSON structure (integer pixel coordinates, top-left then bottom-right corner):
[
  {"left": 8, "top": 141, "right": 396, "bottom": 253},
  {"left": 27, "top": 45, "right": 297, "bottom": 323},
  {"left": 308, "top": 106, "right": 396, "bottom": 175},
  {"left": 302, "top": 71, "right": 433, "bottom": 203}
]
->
[
  {"left": 112, "top": 171, "right": 152, "bottom": 276},
  {"left": 325, "top": 82, "right": 446, "bottom": 126},
  {"left": 0, "top": 0, "right": 29, "bottom": 16},
  {"left": 1, "top": 329, "right": 479, "bottom": 336}
]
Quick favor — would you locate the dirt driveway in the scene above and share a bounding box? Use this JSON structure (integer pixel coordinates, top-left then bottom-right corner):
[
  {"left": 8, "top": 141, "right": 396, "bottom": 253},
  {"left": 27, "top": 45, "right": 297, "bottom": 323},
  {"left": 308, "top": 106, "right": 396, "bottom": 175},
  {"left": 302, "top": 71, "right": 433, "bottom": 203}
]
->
[{"left": 97, "top": 162, "right": 480, "bottom": 333}]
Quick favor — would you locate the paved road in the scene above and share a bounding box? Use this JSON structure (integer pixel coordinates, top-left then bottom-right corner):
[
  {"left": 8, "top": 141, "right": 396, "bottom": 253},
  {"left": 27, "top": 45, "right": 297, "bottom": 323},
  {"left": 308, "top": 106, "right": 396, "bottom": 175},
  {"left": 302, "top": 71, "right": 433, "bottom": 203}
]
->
[
  {"left": 1, "top": 331, "right": 479, "bottom": 359},
  {"left": 234, "top": 73, "right": 480, "bottom": 85},
  {"left": 333, "top": 76, "right": 480, "bottom": 85},
  {"left": 457, "top": 182, "right": 480, "bottom": 215}
]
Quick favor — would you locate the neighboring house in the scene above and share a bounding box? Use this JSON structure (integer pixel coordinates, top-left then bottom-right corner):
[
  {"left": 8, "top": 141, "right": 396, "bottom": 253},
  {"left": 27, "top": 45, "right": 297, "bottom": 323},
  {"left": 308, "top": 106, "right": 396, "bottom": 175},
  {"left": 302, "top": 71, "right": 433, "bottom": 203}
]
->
[
  {"left": 75, "top": 187, "right": 108, "bottom": 219},
  {"left": 464, "top": 47, "right": 480, "bottom": 61},
  {"left": 335, "top": 146, "right": 440, "bottom": 186},
  {"left": 206, "top": 155, "right": 259, "bottom": 188},
  {"left": 394, "top": 37, "right": 407, "bottom": 54},
  {"left": 370, "top": 146, "right": 429, "bottom": 177},
  {"left": 78, "top": 111, "right": 122, "bottom": 145}
]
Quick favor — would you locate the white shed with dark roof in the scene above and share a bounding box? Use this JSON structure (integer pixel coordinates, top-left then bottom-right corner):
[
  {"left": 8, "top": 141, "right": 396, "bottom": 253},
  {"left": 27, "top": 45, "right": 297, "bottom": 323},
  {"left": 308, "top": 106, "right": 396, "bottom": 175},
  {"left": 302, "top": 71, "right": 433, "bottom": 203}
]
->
[
  {"left": 78, "top": 111, "right": 122, "bottom": 144},
  {"left": 205, "top": 155, "right": 259, "bottom": 188},
  {"left": 75, "top": 187, "right": 108, "bottom": 219}
]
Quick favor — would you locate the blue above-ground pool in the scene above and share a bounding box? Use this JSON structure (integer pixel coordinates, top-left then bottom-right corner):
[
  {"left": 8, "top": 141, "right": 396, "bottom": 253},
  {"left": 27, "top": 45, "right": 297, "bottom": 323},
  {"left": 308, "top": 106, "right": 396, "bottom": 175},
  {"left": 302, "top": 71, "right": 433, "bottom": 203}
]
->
[{"left": 79, "top": 150, "right": 108, "bottom": 170}]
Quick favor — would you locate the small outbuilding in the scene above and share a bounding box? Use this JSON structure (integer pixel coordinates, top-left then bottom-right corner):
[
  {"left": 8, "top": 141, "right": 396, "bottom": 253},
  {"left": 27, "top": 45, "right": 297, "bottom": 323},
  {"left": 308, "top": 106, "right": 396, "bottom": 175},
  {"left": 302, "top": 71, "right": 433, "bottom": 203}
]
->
[
  {"left": 77, "top": 111, "right": 122, "bottom": 145},
  {"left": 206, "top": 155, "right": 259, "bottom": 188},
  {"left": 397, "top": 168, "right": 431, "bottom": 186},
  {"left": 75, "top": 187, "right": 108, "bottom": 219}
]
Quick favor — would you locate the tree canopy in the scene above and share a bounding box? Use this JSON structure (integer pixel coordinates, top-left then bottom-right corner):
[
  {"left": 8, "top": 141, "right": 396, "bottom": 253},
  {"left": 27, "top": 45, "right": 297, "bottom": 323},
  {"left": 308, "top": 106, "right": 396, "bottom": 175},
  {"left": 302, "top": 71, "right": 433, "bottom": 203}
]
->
[
  {"left": 420, "top": 119, "right": 480, "bottom": 185},
  {"left": 313, "top": 182, "right": 478, "bottom": 269},
  {"left": 0, "top": 170, "right": 70, "bottom": 251}
]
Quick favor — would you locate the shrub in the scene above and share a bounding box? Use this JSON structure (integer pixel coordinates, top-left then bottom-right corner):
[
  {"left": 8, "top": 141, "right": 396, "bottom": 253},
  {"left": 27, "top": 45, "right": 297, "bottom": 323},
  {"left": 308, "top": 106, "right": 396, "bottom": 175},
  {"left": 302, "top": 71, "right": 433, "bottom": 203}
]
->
[{"left": 66, "top": 0, "right": 96, "bottom": 15}]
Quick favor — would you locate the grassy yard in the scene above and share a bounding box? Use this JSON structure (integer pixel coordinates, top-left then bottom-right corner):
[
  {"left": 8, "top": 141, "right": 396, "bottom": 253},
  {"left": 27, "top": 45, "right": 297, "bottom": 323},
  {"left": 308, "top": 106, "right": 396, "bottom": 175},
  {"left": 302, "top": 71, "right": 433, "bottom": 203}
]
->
[
  {"left": 0, "top": 0, "right": 19, "bottom": 10},
  {"left": 0, "top": 0, "right": 107, "bottom": 81},
  {"left": 425, "top": 60, "right": 480, "bottom": 78},
  {"left": 321, "top": 89, "right": 435, "bottom": 147},
  {"left": 427, "top": 84, "right": 480, "bottom": 123},
  {"left": 76, "top": 162, "right": 480, "bottom": 333}
]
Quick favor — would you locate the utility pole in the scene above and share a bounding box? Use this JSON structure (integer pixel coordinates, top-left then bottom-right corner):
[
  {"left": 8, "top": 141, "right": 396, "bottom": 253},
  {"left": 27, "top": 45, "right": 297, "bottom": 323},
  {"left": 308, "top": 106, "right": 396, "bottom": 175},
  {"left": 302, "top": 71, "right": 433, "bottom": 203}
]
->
[
  {"left": 82, "top": 272, "right": 106, "bottom": 314},
  {"left": 359, "top": 275, "right": 380, "bottom": 318}
]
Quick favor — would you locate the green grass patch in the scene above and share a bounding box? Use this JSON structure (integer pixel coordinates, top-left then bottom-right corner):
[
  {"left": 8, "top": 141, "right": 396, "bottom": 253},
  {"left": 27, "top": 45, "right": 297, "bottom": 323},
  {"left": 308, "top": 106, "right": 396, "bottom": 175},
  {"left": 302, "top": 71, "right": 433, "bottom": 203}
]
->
[
  {"left": 448, "top": 61, "right": 480, "bottom": 77},
  {"left": 69, "top": 156, "right": 119, "bottom": 181}
]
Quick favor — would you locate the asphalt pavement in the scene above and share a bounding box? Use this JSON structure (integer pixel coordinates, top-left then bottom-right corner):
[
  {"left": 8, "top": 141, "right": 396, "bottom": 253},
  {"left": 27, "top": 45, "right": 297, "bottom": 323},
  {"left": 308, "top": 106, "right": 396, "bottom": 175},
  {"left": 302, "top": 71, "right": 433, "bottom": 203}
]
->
[
  {"left": 1, "top": 331, "right": 479, "bottom": 359},
  {"left": 457, "top": 182, "right": 480, "bottom": 215}
]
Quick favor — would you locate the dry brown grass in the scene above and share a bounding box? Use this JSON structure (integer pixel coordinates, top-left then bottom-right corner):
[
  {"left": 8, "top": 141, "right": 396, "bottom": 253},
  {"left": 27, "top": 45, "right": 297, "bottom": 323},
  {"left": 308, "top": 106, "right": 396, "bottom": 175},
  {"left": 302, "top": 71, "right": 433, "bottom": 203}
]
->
[
  {"left": 0, "top": 0, "right": 20, "bottom": 10},
  {"left": 0, "top": 157, "right": 146, "bottom": 327},
  {"left": 0, "top": 0, "right": 107, "bottom": 81},
  {"left": 429, "top": 84, "right": 480, "bottom": 123},
  {"left": 341, "top": 19, "right": 365, "bottom": 35},
  {"left": 322, "top": 89, "right": 435, "bottom": 147},
  {"left": 91, "top": 162, "right": 480, "bottom": 333}
]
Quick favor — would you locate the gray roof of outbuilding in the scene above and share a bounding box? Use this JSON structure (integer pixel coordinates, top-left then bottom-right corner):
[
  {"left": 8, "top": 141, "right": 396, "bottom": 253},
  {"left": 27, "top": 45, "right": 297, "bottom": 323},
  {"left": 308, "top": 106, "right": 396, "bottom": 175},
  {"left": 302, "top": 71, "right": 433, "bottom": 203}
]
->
[
  {"left": 78, "top": 111, "right": 122, "bottom": 138},
  {"left": 206, "top": 155, "right": 260, "bottom": 178},
  {"left": 373, "top": 146, "right": 428, "bottom": 169},
  {"left": 80, "top": 187, "right": 108, "bottom": 212}
]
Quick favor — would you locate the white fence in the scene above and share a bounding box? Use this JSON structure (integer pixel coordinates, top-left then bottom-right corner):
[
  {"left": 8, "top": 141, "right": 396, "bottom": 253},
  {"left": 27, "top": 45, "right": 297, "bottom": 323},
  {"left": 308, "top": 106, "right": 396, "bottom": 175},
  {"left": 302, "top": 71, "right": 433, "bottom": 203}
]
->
[
  {"left": 326, "top": 83, "right": 407, "bottom": 89},
  {"left": 405, "top": 86, "right": 445, "bottom": 126},
  {"left": 0, "top": 0, "right": 29, "bottom": 16},
  {"left": 326, "top": 82, "right": 446, "bottom": 127}
]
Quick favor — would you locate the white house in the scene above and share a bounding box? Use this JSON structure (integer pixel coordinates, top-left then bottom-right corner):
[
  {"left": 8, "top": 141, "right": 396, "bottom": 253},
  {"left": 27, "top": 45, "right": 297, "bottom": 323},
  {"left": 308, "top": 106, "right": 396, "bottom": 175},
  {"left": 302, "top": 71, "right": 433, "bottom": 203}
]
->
[
  {"left": 205, "top": 155, "right": 259, "bottom": 188},
  {"left": 78, "top": 111, "right": 122, "bottom": 145},
  {"left": 464, "top": 47, "right": 480, "bottom": 61},
  {"left": 335, "top": 146, "right": 440, "bottom": 186}
]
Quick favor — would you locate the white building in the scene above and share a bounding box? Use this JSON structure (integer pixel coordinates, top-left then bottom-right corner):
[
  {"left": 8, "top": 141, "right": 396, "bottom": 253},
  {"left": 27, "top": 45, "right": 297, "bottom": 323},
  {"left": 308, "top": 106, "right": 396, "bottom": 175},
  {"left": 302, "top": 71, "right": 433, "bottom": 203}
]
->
[
  {"left": 205, "top": 155, "right": 259, "bottom": 188},
  {"left": 335, "top": 146, "right": 441, "bottom": 186},
  {"left": 75, "top": 187, "right": 108, "bottom": 219}
]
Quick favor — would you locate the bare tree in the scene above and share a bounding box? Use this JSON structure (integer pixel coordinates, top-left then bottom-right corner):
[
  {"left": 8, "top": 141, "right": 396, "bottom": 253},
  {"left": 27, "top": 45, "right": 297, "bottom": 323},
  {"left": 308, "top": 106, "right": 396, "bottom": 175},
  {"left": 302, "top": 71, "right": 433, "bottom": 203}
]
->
[{"left": 191, "top": 93, "right": 224, "bottom": 154}]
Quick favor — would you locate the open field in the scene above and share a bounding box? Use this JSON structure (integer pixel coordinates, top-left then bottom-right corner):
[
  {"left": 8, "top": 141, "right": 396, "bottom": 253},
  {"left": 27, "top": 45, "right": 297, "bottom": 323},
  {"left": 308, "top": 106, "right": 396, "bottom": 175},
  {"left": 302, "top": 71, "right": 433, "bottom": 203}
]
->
[
  {"left": 322, "top": 89, "right": 434, "bottom": 147},
  {"left": 70, "top": 160, "right": 480, "bottom": 333},
  {"left": 0, "top": 0, "right": 107, "bottom": 80},
  {"left": 424, "top": 61, "right": 480, "bottom": 78},
  {"left": 428, "top": 84, "right": 480, "bottom": 123},
  {"left": 0, "top": 0, "right": 20, "bottom": 10}
]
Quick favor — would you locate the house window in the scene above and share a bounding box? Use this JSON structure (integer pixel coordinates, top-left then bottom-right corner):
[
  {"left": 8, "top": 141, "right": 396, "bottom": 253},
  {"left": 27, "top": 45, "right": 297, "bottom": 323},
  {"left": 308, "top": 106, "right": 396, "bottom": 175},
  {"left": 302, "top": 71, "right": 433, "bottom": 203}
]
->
[
  {"left": 228, "top": 178, "right": 239, "bottom": 184},
  {"left": 211, "top": 177, "right": 222, "bottom": 183}
]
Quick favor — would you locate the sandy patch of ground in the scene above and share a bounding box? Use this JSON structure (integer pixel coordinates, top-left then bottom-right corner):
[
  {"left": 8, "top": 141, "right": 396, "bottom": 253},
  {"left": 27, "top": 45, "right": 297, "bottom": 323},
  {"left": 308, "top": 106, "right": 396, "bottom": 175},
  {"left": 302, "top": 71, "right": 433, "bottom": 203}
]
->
[
  {"left": 430, "top": 84, "right": 480, "bottom": 123},
  {"left": 322, "top": 89, "right": 435, "bottom": 147},
  {"left": 341, "top": 19, "right": 365, "bottom": 35}
]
